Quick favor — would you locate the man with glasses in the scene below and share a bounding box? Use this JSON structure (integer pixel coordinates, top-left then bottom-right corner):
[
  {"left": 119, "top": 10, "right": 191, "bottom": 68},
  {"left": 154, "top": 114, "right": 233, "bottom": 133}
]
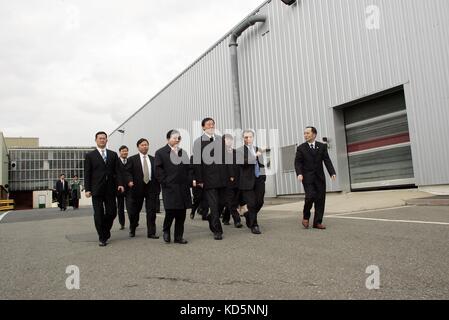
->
[{"left": 237, "top": 129, "right": 266, "bottom": 235}]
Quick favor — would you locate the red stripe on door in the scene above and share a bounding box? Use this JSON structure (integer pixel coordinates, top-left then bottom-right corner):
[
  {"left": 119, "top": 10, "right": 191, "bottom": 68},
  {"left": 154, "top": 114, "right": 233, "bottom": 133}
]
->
[{"left": 347, "top": 132, "right": 410, "bottom": 153}]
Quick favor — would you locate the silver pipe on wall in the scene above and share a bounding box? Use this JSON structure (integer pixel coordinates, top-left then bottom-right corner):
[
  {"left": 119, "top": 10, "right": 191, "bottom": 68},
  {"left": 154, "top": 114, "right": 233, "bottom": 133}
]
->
[{"left": 229, "top": 15, "right": 267, "bottom": 129}]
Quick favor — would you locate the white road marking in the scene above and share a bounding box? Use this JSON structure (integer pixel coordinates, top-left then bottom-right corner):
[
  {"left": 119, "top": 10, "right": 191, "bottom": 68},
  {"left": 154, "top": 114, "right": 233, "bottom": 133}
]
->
[
  {"left": 0, "top": 211, "right": 10, "bottom": 222},
  {"left": 326, "top": 206, "right": 414, "bottom": 218},
  {"left": 327, "top": 215, "right": 449, "bottom": 226}
]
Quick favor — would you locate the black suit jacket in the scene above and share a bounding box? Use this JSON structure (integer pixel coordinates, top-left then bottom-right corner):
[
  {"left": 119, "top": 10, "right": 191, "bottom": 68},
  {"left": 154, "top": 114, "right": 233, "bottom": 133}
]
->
[
  {"left": 237, "top": 145, "right": 266, "bottom": 191},
  {"left": 192, "top": 134, "right": 233, "bottom": 189},
  {"left": 225, "top": 148, "right": 240, "bottom": 189},
  {"left": 294, "top": 141, "right": 336, "bottom": 184},
  {"left": 84, "top": 149, "right": 124, "bottom": 197},
  {"left": 124, "top": 154, "right": 160, "bottom": 196},
  {"left": 55, "top": 180, "right": 69, "bottom": 195},
  {"left": 117, "top": 157, "right": 130, "bottom": 196},
  {"left": 155, "top": 145, "right": 192, "bottom": 210}
]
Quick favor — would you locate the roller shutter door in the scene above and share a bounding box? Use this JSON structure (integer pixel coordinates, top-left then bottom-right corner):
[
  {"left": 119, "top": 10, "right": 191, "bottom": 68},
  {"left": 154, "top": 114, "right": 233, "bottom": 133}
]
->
[{"left": 344, "top": 89, "right": 415, "bottom": 190}]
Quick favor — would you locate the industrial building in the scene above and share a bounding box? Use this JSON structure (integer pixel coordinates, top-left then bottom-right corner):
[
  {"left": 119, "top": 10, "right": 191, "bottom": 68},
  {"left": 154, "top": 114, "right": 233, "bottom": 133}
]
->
[
  {"left": 5, "top": 137, "right": 39, "bottom": 149},
  {"left": 109, "top": 0, "right": 449, "bottom": 196},
  {"left": 6, "top": 142, "right": 93, "bottom": 209}
]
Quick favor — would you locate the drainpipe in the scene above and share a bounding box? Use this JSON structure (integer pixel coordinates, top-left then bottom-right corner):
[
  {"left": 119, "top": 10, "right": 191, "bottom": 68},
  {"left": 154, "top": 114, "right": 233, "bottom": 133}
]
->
[{"left": 229, "top": 15, "right": 267, "bottom": 130}]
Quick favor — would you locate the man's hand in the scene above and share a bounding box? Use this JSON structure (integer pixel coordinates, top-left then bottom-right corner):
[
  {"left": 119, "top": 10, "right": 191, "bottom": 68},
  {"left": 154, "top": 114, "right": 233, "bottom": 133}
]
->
[
  {"left": 297, "top": 175, "right": 304, "bottom": 182},
  {"left": 85, "top": 191, "right": 92, "bottom": 198},
  {"left": 256, "top": 146, "right": 269, "bottom": 157},
  {"left": 331, "top": 175, "right": 337, "bottom": 181},
  {"left": 118, "top": 186, "right": 125, "bottom": 193},
  {"left": 192, "top": 180, "right": 197, "bottom": 187},
  {"left": 128, "top": 181, "right": 134, "bottom": 188},
  {"left": 230, "top": 177, "right": 235, "bottom": 182}
]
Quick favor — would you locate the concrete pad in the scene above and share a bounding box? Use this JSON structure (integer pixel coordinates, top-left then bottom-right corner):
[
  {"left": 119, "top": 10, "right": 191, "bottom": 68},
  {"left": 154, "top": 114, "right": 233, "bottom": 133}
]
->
[{"left": 263, "top": 189, "right": 434, "bottom": 214}]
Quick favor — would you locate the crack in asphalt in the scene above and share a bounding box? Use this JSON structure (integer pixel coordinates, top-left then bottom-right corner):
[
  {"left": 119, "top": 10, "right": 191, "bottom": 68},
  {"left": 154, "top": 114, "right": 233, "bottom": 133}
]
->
[
  {"left": 143, "top": 276, "right": 265, "bottom": 286},
  {"left": 141, "top": 276, "right": 319, "bottom": 288}
]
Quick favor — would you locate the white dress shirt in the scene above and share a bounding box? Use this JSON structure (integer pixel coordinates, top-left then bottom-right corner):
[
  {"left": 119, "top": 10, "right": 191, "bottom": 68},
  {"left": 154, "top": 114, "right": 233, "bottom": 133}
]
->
[
  {"left": 246, "top": 144, "right": 256, "bottom": 155},
  {"left": 168, "top": 144, "right": 178, "bottom": 153}
]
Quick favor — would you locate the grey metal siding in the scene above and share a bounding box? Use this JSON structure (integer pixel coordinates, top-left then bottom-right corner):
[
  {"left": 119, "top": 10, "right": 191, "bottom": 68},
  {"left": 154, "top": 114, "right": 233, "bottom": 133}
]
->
[{"left": 109, "top": 0, "right": 449, "bottom": 195}]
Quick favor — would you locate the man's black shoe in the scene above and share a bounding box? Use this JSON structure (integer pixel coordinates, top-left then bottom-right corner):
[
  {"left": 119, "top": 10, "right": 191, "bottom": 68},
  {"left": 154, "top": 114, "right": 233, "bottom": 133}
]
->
[{"left": 251, "top": 226, "right": 261, "bottom": 234}]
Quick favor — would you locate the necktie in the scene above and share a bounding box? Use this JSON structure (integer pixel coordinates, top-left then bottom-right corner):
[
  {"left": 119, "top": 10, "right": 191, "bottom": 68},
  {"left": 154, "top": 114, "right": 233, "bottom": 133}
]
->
[
  {"left": 101, "top": 150, "right": 107, "bottom": 163},
  {"left": 310, "top": 144, "right": 315, "bottom": 150},
  {"left": 252, "top": 147, "right": 261, "bottom": 178},
  {"left": 123, "top": 158, "right": 127, "bottom": 165},
  {"left": 210, "top": 136, "right": 214, "bottom": 142},
  {"left": 143, "top": 156, "right": 150, "bottom": 184}
]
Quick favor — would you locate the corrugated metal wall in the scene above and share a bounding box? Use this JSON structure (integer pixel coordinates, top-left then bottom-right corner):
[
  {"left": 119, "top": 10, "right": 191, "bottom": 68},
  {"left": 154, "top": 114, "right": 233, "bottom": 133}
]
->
[
  {"left": 109, "top": 0, "right": 449, "bottom": 195},
  {"left": 401, "top": 0, "right": 449, "bottom": 186}
]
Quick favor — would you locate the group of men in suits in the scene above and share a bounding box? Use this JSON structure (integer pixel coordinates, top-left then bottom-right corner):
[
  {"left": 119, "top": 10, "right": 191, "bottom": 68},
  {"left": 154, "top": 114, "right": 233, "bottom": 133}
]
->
[
  {"left": 55, "top": 174, "right": 82, "bottom": 210},
  {"left": 84, "top": 122, "right": 337, "bottom": 247}
]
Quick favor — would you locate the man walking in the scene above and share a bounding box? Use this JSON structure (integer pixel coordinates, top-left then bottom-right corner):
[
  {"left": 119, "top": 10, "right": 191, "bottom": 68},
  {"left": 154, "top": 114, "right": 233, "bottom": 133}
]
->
[
  {"left": 56, "top": 174, "right": 69, "bottom": 211},
  {"left": 124, "top": 139, "right": 161, "bottom": 239},
  {"left": 70, "top": 175, "right": 82, "bottom": 210},
  {"left": 117, "top": 145, "right": 130, "bottom": 230},
  {"left": 294, "top": 126, "right": 336, "bottom": 230},
  {"left": 84, "top": 131, "right": 125, "bottom": 247},
  {"left": 222, "top": 134, "right": 242, "bottom": 228},
  {"left": 237, "top": 130, "right": 266, "bottom": 235},
  {"left": 193, "top": 117, "right": 233, "bottom": 240},
  {"left": 155, "top": 130, "right": 192, "bottom": 244}
]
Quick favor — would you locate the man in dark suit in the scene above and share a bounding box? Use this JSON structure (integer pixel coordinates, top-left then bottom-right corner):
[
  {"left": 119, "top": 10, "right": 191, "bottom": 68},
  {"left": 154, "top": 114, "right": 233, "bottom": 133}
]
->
[
  {"left": 117, "top": 145, "right": 130, "bottom": 230},
  {"left": 189, "top": 155, "right": 209, "bottom": 221},
  {"left": 190, "top": 182, "right": 208, "bottom": 220},
  {"left": 192, "top": 117, "right": 234, "bottom": 240},
  {"left": 237, "top": 130, "right": 266, "bottom": 235},
  {"left": 295, "top": 126, "right": 337, "bottom": 230},
  {"left": 55, "top": 174, "right": 69, "bottom": 211},
  {"left": 84, "top": 131, "right": 125, "bottom": 247},
  {"left": 155, "top": 130, "right": 192, "bottom": 244},
  {"left": 124, "top": 138, "right": 161, "bottom": 239},
  {"left": 222, "top": 134, "right": 242, "bottom": 228}
]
